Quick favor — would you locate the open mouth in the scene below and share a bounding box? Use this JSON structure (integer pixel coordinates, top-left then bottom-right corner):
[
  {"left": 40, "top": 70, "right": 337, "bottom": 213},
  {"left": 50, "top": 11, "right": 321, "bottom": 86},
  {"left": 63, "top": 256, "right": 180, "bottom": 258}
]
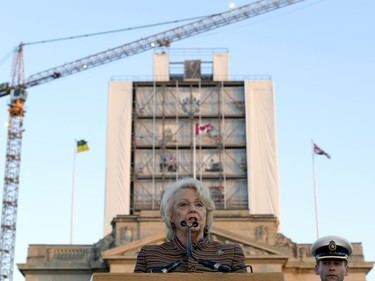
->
[{"left": 187, "top": 217, "right": 198, "bottom": 225}]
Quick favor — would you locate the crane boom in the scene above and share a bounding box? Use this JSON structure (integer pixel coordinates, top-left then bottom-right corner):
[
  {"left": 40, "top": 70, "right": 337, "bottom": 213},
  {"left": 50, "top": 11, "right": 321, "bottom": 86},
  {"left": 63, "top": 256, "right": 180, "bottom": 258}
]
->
[
  {"left": 0, "top": 0, "right": 306, "bottom": 280},
  {"left": 0, "top": 0, "right": 304, "bottom": 97}
]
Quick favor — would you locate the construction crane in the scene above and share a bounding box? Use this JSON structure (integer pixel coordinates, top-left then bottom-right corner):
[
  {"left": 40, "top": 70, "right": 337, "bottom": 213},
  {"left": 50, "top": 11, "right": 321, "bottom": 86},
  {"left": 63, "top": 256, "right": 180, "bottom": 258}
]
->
[
  {"left": 0, "top": 0, "right": 305, "bottom": 280},
  {"left": 0, "top": 45, "right": 27, "bottom": 281}
]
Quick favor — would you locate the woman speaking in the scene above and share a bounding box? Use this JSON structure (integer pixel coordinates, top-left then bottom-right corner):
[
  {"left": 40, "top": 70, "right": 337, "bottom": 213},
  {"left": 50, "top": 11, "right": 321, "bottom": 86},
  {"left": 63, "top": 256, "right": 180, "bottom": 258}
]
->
[{"left": 134, "top": 178, "right": 247, "bottom": 273}]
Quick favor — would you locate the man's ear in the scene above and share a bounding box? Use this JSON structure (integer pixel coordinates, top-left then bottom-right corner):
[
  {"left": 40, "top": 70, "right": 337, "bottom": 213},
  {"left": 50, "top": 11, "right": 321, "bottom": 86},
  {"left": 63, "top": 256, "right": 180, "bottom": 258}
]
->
[
  {"left": 345, "top": 265, "right": 350, "bottom": 276},
  {"left": 314, "top": 264, "right": 320, "bottom": 275}
]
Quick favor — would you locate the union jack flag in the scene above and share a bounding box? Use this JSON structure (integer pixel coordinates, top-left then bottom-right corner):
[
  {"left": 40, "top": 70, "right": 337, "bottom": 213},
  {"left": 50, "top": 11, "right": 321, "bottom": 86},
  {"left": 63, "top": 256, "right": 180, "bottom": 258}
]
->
[{"left": 313, "top": 143, "right": 331, "bottom": 159}]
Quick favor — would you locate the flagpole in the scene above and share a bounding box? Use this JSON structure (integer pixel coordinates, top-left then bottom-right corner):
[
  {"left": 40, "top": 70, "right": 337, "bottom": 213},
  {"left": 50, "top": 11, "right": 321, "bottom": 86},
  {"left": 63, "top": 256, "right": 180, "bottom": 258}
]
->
[
  {"left": 70, "top": 141, "right": 77, "bottom": 244},
  {"left": 312, "top": 140, "right": 320, "bottom": 239}
]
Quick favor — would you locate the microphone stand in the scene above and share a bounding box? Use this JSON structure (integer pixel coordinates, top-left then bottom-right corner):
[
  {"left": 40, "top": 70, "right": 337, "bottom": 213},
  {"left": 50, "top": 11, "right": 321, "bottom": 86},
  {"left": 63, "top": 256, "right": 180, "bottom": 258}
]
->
[
  {"left": 181, "top": 220, "right": 231, "bottom": 273},
  {"left": 150, "top": 220, "right": 232, "bottom": 273},
  {"left": 181, "top": 220, "right": 196, "bottom": 259},
  {"left": 149, "top": 221, "right": 196, "bottom": 273}
]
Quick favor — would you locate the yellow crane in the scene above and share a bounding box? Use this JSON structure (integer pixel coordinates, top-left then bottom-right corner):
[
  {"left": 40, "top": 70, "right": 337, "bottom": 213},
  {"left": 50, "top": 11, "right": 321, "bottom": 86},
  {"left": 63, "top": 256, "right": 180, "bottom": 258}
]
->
[{"left": 0, "top": 1, "right": 306, "bottom": 280}]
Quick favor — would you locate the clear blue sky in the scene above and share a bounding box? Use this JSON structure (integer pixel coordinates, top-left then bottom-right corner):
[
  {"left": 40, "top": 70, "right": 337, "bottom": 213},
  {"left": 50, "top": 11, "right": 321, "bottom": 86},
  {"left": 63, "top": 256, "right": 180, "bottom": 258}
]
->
[{"left": 1, "top": 0, "right": 374, "bottom": 280}]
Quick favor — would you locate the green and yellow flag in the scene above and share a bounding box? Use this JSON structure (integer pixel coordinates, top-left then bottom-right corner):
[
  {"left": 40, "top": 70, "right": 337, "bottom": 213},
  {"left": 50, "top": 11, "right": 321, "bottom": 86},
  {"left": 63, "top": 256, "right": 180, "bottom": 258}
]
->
[{"left": 77, "top": 140, "right": 89, "bottom": 153}]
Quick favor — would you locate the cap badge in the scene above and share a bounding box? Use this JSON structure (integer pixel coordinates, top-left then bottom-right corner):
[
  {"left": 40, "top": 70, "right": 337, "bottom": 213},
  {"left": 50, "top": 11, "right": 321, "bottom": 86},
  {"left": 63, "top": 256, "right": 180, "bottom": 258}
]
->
[{"left": 328, "top": 240, "right": 337, "bottom": 252}]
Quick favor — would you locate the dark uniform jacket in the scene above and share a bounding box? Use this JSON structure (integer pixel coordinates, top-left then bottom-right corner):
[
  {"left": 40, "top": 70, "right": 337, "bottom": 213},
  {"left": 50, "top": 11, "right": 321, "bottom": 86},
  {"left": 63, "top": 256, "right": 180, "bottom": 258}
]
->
[{"left": 134, "top": 234, "right": 247, "bottom": 273}]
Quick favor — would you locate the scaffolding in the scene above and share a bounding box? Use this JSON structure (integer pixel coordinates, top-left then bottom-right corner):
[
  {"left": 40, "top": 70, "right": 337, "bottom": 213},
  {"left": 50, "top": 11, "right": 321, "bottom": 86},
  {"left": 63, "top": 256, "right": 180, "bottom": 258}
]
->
[
  {"left": 104, "top": 50, "right": 280, "bottom": 235},
  {"left": 130, "top": 53, "right": 249, "bottom": 211}
]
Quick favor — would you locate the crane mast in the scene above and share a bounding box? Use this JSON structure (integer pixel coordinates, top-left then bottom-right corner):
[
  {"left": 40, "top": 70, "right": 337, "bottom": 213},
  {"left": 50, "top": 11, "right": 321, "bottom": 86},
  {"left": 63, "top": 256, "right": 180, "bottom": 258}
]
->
[
  {"left": 0, "top": 100, "right": 25, "bottom": 281},
  {"left": 0, "top": 0, "right": 305, "bottom": 280},
  {"left": 0, "top": 45, "right": 27, "bottom": 281}
]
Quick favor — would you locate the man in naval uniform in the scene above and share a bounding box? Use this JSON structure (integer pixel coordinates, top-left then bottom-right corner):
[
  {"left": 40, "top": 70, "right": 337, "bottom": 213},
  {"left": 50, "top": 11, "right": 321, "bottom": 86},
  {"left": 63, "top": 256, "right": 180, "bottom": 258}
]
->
[{"left": 311, "top": 235, "right": 353, "bottom": 281}]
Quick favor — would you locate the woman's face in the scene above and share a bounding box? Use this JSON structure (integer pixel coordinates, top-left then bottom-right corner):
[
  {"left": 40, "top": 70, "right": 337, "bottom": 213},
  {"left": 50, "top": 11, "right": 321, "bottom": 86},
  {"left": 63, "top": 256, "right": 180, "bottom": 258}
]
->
[{"left": 171, "top": 187, "right": 207, "bottom": 240}]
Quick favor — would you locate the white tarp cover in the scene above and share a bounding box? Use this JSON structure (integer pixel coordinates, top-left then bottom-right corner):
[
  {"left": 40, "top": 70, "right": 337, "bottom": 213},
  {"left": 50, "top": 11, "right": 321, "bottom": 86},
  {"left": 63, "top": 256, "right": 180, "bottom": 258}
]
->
[
  {"left": 153, "top": 53, "right": 170, "bottom": 81},
  {"left": 104, "top": 81, "right": 133, "bottom": 235},
  {"left": 213, "top": 53, "right": 230, "bottom": 81},
  {"left": 244, "top": 80, "right": 280, "bottom": 217}
]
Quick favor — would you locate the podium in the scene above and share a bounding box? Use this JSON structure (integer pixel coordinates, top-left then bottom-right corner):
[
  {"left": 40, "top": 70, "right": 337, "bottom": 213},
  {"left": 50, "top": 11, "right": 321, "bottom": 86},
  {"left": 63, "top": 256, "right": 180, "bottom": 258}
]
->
[{"left": 93, "top": 272, "right": 285, "bottom": 281}]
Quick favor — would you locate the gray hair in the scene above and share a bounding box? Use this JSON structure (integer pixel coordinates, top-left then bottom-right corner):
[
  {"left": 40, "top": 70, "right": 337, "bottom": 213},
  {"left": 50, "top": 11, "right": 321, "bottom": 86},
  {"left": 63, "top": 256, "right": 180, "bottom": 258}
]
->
[{"left": 160, "top": 178, "right": 215, "bottom": 241}]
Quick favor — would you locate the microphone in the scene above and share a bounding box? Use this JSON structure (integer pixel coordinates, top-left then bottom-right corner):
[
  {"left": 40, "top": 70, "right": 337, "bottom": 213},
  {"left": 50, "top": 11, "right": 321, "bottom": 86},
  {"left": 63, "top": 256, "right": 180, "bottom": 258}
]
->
[
  {"left": 195, "top": 258, "right": 231, "bottom": 272},
  {"left": 180, "top": 220, "right": 199, "bottom": 228},
  {"left": 150, "top": 258, "right": 184, "bottom": 273},
  {"left": 180, "top": 220, "right": 232, "bottom": 273},
  {"left": 180, "top": 220, "right": 198, "bottom": 258}
]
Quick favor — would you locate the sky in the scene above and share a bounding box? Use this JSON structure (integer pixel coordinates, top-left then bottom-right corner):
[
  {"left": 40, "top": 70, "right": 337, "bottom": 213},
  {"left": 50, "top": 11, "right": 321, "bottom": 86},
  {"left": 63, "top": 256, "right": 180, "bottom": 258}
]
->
[{"left": 0, "top": 0, "right": 374, "bottom": 280}]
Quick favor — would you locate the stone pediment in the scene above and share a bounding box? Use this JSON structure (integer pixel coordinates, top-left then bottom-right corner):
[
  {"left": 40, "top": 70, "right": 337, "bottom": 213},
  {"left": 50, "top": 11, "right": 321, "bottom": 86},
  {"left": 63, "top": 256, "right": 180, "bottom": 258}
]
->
[
  {"left": 210, "top": 226, "right": 291, "bottom": 257},
  {"left": 102, "top": 232, "right": 166, "bottom": 258},
  {"left": 101, "top": 226, "right": 292, "bottom": 260}
]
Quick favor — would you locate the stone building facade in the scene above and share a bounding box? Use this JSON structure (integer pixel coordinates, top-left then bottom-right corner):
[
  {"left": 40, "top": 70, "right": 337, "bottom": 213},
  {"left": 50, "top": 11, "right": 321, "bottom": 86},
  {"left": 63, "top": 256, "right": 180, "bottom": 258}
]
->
[
  {"left": 17, "top": 51, "right": 374, "bottom": 280},
  {"left": 18, "top": 211, "right": 373, "bottom": 281}
]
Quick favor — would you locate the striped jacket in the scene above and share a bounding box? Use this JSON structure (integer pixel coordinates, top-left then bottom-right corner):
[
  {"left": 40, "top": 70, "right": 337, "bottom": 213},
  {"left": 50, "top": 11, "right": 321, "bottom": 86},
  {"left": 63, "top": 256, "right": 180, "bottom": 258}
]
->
[{"left": 134, "top": 235, "right": 247, "bottom": 273}]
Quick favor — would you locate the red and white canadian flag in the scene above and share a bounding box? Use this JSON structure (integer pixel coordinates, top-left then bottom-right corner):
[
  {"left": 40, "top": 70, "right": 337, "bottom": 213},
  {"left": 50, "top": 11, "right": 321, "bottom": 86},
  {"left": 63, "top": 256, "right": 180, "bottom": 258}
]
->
[{"left": 195, "top": 123, "right": 212, "bottom": 135}]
